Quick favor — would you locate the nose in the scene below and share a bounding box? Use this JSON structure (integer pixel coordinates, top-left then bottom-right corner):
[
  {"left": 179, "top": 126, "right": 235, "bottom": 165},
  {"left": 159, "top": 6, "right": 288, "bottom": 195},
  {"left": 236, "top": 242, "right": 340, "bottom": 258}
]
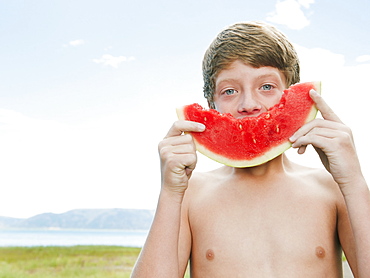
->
[{"left": 237, "top": 91, "right": 262, "bottom": 117}]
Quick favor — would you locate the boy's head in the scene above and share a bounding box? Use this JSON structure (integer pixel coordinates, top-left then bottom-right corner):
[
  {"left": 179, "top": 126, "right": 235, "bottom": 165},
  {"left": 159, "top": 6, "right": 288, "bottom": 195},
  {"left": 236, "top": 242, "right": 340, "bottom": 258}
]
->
[{"left": 203, "top": 21, "right": 300, "bottom": 109}]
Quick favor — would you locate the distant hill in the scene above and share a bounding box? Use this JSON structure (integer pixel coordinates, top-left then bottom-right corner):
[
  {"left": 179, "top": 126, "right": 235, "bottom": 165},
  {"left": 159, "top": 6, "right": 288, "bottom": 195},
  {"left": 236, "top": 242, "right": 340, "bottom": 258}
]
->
[{"left": 0, "top": 209, "right": 154, "bottom": 230}]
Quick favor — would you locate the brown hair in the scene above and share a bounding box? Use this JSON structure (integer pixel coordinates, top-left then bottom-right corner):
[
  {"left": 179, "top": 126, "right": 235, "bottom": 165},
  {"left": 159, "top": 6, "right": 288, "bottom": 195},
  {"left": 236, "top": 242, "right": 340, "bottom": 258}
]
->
[{"left": 203, "top": 21, "right": 300, "bottom": 108}]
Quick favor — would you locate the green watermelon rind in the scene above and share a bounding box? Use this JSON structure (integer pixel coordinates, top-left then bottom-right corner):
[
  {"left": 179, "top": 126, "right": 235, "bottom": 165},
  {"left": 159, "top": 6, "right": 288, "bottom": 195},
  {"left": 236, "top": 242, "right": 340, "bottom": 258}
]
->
[{"left": 176, "top": 81, "right": 321, "bottom": 168}]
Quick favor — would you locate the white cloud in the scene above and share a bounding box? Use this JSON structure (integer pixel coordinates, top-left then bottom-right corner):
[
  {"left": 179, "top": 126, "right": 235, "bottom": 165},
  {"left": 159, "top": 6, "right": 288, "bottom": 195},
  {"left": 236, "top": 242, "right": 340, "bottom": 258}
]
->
[
  {"left": 93, "top": 54, "right": 135, "bottom": 68},
  {"left": 298, "top": 0, "right": 314, "bottom": 8},
  {"left": 69, "top": 39, "right": 85, "bottom": 46},
  {"left": 291, "top": 43, "right": 370, "bottom": 169},
  {"left": 0, "top": 109, "right": 155, "bottom": 217},
  {"left": 266, "top": 0, "right": 315, "bottom": 30},
  {"left": 63, "top": 39, "right": 85, "bottom": 47},
  {"left": 293, "top": 44, "right": 346, "bottom": 82},
  {"left": 356, "top": 55, "right": 370, "bottom": 63}
]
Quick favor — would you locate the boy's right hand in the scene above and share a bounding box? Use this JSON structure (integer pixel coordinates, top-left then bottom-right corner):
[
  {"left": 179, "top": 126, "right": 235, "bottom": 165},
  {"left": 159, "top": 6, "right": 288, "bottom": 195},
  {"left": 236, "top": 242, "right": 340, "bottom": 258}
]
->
[{"left": 158, "top": 120, "right": 205, "bottom": 198}]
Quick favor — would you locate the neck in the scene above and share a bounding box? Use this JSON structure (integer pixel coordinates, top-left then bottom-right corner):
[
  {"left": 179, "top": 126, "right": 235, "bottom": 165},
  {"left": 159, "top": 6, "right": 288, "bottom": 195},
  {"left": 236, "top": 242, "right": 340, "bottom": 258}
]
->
[{"left": 229, "top": 154, "right": 292, "bottom": 178}]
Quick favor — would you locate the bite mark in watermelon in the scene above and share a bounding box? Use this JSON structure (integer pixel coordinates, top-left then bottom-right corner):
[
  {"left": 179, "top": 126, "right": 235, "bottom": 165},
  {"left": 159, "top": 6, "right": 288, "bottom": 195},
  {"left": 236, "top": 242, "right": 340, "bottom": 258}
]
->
[{"left": 177, "top": 81, "right": 321, "bottom": 168}]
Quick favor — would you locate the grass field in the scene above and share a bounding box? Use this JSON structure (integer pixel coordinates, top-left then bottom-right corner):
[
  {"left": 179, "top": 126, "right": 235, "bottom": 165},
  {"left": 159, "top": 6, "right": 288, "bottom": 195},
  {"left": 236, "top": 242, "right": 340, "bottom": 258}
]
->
[
  {"left": 0, "top": 245, "right": 141, "bottom": 278},
  {"left": 0, "top": 246, "right": 191, "bottom": 278}
]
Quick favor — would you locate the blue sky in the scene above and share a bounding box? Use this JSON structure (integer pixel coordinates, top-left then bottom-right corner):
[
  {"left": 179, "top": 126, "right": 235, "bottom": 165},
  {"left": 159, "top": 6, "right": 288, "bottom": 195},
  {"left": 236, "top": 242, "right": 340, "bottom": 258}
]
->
[{"left": 1, "top": 0, "right": 369, "bottom": 218}]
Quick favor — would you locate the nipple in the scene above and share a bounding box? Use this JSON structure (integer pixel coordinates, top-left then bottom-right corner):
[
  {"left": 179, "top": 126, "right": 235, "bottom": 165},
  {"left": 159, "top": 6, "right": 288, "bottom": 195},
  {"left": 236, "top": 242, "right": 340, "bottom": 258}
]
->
[
  {"left": 315, "top": 246, "right": 326, "bottom": 258},
  {"left": 206, "top": 249, "right": 215, "bottom": 261}
]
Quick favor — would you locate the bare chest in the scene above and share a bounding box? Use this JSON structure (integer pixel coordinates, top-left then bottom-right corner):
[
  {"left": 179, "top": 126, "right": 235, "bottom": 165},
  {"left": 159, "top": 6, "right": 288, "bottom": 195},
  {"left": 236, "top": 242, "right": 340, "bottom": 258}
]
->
[{"left": 187, "top": 180, "right": 342, "bottom": 277}]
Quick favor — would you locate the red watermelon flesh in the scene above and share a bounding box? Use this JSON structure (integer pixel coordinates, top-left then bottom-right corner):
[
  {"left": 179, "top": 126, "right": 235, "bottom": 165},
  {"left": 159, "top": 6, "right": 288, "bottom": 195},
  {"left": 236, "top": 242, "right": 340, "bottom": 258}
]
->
[{"left": 176, "top": 81, "right": 321, "bottom": 167}]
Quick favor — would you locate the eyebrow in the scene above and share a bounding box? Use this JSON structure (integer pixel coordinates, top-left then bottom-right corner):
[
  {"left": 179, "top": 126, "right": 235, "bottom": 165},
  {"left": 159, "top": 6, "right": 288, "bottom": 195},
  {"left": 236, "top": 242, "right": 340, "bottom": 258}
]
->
[
  {"left": 216, "top": 73, "right": 282, "bottom": 86},
  {"left": 255, "top": 72, "right": 282, "bottom": 80},
  {"left": 216, "top": 78, "right": 238, "bottom": 86}
]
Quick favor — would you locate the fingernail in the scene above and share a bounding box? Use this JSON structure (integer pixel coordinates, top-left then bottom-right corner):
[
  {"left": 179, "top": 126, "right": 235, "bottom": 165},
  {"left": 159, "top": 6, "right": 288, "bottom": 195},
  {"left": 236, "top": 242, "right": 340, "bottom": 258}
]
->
[
  {"left": 310, "top": 89, "right": 320, "bottom": 97},
  {"left": 197, "top": 123, "right": 206, "bottom": 131},
  {"left": 289, "top": 136, "right": 296, "bottom": 142}
]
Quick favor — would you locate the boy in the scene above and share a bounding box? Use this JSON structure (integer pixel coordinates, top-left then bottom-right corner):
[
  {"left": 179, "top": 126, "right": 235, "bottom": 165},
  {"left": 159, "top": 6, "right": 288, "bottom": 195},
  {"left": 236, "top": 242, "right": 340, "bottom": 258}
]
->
[{"left": 131, "top": 22, "right": 370, "bottom": 277}]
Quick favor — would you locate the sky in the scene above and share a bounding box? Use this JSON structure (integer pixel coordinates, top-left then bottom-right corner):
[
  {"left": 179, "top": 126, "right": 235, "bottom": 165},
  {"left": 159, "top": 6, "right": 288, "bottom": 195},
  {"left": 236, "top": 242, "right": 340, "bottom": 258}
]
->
[{"left": 0, "top": 0, "right": 369, "bottom": 218}]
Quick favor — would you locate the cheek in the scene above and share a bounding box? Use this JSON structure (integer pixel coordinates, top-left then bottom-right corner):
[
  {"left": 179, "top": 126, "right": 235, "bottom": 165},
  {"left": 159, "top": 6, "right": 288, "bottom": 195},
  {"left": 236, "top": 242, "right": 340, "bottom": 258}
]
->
[
  {"left": 214, "top": 101, "right": 233, "bottom": 114},
  {"left": 214, "top": 102, "right": 225, "bottom": 113},
  {"left": 274, "top": 94, "right": 283, "bottom": 104},
  {"left": 267, "top": 93, "right": 283, "bottom": 107}
]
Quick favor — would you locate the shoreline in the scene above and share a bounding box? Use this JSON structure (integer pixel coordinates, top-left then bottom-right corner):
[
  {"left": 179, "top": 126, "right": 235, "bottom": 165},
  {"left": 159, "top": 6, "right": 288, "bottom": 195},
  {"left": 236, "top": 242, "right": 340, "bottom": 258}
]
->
[{"left": 0, "top": 229, "right": 148, "bottom": 248}]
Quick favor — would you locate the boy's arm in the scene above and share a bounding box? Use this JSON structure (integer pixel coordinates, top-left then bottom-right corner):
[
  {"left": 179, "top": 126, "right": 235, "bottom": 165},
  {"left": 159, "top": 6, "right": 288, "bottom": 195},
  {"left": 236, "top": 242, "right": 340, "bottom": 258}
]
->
[
  {"left": 290, "top": 90, "right": 370, "bottom": 277},
  {"left": 131, "top": 121, "right": 205, "bottom": 278}
]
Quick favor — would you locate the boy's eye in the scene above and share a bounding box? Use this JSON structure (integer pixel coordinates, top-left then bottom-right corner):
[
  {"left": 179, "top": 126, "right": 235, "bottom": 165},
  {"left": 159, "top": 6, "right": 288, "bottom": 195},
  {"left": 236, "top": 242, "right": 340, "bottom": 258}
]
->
[
  {"left": 261, "top": 84, "right": 273, "bottom": 91},
  {"left": 223, "top": 89, "right": 237, "bottom": 95}
]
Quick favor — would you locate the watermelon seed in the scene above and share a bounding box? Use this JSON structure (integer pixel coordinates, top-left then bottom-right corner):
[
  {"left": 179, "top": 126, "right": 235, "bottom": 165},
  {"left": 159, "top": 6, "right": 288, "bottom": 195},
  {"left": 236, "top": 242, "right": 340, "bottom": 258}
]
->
[
  {"left": 253, "top": 138, "right": 257, "bottom": 144},
  {"left": 276, "top": 125, "right": 280, "bottom": 133},
  {"left": 239, "top": 124, "right": 243, "bottom": 130},
  {"left": 265, "top": 113, "right": 270, "bottom": 119},
  {"left": 204, "top": 117, "right": 207, "bottom": 121}
]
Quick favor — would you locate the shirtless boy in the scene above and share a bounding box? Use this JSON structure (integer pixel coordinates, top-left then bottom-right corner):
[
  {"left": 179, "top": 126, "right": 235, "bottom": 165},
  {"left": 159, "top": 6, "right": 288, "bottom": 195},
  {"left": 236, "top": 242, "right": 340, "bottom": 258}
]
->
[{"left": 132, "top": 22, "right": 370, "bottom": 277}]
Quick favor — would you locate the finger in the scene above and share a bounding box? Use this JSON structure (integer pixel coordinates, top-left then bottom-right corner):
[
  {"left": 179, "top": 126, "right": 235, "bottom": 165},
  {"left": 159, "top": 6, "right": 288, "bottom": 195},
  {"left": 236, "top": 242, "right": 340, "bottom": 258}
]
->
[
  {"left": 165, "top": 120, "right": 205, "bottom": 138},
  {"left": 290, "top": 118, "right": 343, "bottom": 142},
  {"left": 159, "top": 135, "right": 196, "bottom": 159},
  {"left": 172, "top": 141, "right": 196, "bottom": 155},
  {"left": 297, "top": 145, "right": 307, "bottom": 155},
  {"left": 310, "top": 89, "right": 343, "bottom": 123},
  {"left": 163, "top": 133, "right": 194, "bottom": 147},
  {"left": 160, "top": 145, "right": 197, "bottom": 170},
  {"left": 291, "top": 128, "right": 340, "bottom": 148},
  {"left": 171, "top": 153, "right": 197, "bottom": 175}
]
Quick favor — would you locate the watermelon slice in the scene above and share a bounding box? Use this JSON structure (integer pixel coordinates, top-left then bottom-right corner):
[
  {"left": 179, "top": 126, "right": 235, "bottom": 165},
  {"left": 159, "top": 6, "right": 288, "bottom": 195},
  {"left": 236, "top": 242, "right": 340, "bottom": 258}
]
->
[{"left": 177, "top": 81, "right": 321, "bottom": 167}]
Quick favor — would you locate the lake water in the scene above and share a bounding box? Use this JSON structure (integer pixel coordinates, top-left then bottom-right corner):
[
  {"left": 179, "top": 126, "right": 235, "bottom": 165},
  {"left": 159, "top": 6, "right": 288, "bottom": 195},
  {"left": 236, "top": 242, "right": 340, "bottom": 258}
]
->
[{"left": 0, "top": 229, "right": 148, "bottom": 247}]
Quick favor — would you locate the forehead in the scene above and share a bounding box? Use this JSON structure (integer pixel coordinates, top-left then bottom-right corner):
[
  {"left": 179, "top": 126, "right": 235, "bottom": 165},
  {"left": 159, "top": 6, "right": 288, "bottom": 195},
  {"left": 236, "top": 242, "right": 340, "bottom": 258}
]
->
[{"left": 215, "top": 60, "right": 286, "bottom": 85}]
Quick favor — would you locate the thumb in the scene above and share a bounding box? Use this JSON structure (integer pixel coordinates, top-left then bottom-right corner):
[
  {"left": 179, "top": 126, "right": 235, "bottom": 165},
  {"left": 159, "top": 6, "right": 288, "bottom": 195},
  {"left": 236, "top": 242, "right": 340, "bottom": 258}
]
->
[{"left": 310, "top": 90, "right": 343, "bottom": 124}]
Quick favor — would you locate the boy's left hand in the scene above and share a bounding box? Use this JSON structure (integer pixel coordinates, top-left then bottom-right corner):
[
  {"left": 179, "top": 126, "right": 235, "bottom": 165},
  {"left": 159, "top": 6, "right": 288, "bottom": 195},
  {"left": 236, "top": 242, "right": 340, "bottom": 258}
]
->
[{"left": 289, "top": 90, "right": 362, "bottom": 188}]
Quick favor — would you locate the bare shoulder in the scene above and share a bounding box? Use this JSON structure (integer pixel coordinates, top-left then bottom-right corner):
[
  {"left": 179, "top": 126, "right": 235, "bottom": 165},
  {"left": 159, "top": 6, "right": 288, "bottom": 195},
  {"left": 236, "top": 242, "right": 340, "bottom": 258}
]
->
[
  {"left": 183, "top": 167, "right": 229, "bottom": 200},
  {"left": 288, "top": 162, "right": 342, "bottom": 200},
  {"left": 189, "top": 167, "right": 227, "bottom": 185},
  {"left": 290, "top": 162, "right": 335, "bottom": 185}
]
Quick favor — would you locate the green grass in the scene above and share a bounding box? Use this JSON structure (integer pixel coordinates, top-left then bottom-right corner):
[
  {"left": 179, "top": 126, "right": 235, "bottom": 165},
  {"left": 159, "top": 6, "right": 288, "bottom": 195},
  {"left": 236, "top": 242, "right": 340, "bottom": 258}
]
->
[
  {"left": 0, "top": 246, "right": 191, "bottom": 278},
  {"left": 0, "top": 245, "right": 140, "bottom": 278}
]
